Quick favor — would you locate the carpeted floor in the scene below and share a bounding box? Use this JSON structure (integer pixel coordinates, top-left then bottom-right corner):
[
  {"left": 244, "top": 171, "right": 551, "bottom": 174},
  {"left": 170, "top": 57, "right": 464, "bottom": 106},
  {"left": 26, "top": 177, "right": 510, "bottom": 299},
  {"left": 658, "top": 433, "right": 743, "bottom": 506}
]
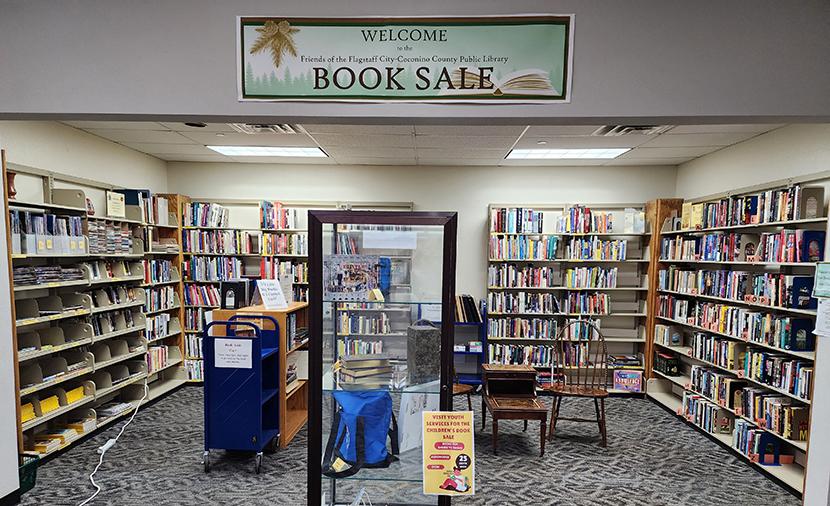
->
[{"left": 21, "top": 386, "right": 799, "bottom": 506}]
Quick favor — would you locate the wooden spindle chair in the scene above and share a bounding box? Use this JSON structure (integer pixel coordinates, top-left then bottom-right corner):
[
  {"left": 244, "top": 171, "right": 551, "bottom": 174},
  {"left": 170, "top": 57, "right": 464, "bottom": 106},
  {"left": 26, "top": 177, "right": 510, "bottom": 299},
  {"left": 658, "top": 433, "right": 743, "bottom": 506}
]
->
[
  {"left": 542, "top": 319, "right": 609, "bottom": 447},
  {"left": 452, "top": 364, "right": 475, "bottom": 410}
]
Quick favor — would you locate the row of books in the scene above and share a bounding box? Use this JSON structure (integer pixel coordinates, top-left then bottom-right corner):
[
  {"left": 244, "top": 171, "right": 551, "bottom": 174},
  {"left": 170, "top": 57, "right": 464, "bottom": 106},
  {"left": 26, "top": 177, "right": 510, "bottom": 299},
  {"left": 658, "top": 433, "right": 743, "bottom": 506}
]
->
[
  {"left": 488, "top": 235, "right": 558, "bottom": 260},
  {"left": 335, "top": 235, "right": 359, "bottom": 254},
  {"left": 144, "top": 286, "right": 176, "bottom": 312},
  {"left": 146, "top": 346, "right": 169, "bottom": 372},
  {"left": 87, "top": 221, "right": 133, "bottom": 255},
  {"left": 489, "top": 207, "right": 545, "bottom": 234},
  {"left": 740, "top": 388, "right": 809, "bottom": 441},
  {"left": 184, "top": 202, "right": 229, "bottom": 228},
  {"left": 93, "top": 286, "right": 138, "bottom": 308},
  {"left": 556, "top": 205, "right": 613, "bottom": 234},
  {"left": 487, "top": 264, "right": 558, "bottom": 289},
  {"left": 260, "top": 201, "right": 301, "bottom": 230},
  {"left": 13, "top": 265, "right": 85, "bottom": 286},
  {"left": 682, "top": 391, "right": 733, "bottom": 436},
  {"left": 185, "top": 359, "right": 204, "bottom": 381},
  {"left": 184, "top": 284, "right": 220, "bottom": 307},
  {"left": 337, "top": 338, "right": 383, "bottom": 357},
  {"left": 142, "top": 259, "right": 174, "bottom": 285},
  {"left": 262, "top": 232, "right": 307, "bottom": 256},
  {"left": 337, "top": 313, "right": 391, "bottom": 335},
  {"left": 183, "top": 229, "right": 260, "bottom": 255},
  {"left": 564, "top": 266, "right": 618, "bottom": 289},
  {"left": 689, "top": 365, "right": 738, "bottom": 408},
  {"left": 184, "top": 307, "right": 205, "bottom": 332},
  {"left": 146, "top": 313, "right": 171, "bottom": 341},
  {"left": 10, "top": 211, "right": 84, "bottom": 236},
  {"left": 564, "top": 237, "right": 627, "bottom": 261},
  {"left": 337, "top": 355, "right": 395, "bottom": 390},
  {"left": 260, "top": 258, "right": 308, "bottom": 282},
  {"left": 733, "top": 420, "right": 795, "bottom": 464},
  {"left": 656, "top": 295, "right": 815, "bottom": 352},
  {"left": 659, "top": 266, "right": 816, "bottom": 310},
  {"left": 692, "top": 332, "right": 743, "bottom": 370},
  {"left": 744, "top": 349, "right": 812, "bottom": 400},
  {"left": 185, "top": 335, "right": 203, "bottom": 359},
  {"left": 487, "top": 316, "right": 557, "bottom": 339},
  {"left": 679, "top": 185, "right": 822, "bottom": 230},
  {"left": 660, "top": 230, "right": 825, "bottom": 263},
  {"left": 488, "top": 343, "right": 555, "bottom": 367},
  {"left": 487, "top": 292, "right": 559, "bottom": 315},
  {"left": 90, "top": 310, "right": 138, "bottom": 337},
  {"left": 455, "top": 294, "right": 482, "bottom": 323},
  {"left": 183, "top": 256, "right": 242, "bottom": 282},
  {"left": 561, "top": 292, "right": 609, "bottom": 315}
]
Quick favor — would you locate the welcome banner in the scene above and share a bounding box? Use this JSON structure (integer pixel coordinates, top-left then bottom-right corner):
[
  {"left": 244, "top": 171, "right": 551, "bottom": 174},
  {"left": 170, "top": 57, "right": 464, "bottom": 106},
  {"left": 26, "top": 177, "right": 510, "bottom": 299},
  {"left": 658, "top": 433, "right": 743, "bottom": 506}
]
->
[{"left": 238, "top": 15, "right": 573, "bottom": 102}]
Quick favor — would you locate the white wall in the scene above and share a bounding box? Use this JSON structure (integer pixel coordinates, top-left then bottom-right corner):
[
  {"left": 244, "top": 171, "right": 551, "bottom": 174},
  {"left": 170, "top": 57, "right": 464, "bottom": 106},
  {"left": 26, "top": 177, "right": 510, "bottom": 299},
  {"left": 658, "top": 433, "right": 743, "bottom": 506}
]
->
[
  {"left": 1, "top": 1, "right": 829, "bottom": 122},
  {"left": 168, "top": 162, "right": 677, "bottom": 298},
  {"left": 0, "top": 121, "right": 168, "bottom": 192}
]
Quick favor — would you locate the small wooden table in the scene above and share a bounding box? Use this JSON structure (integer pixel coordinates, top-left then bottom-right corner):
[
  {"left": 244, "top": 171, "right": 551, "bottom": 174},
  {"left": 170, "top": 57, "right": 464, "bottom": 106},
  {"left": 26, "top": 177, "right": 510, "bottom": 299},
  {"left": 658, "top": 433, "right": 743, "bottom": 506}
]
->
[{"left": 481, "top": 364, "right": 547, "bottom": 456}]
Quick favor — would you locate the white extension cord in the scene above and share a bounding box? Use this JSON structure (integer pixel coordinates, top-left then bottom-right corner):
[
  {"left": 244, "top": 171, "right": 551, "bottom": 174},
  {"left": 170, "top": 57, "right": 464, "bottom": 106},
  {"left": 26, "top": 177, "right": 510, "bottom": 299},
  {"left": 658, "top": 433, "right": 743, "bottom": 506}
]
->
[{"left": 77, "top": 381, "right": 149, "bottom": 506}]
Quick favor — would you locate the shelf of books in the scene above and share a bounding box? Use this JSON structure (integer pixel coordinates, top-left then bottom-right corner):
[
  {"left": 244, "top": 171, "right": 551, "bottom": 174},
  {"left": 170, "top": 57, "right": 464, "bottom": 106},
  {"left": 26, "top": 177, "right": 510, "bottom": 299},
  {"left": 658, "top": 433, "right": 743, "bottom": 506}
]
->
[
  {"left": 259, "top": 201, "right": 309, "bottom": 303},
  {"left": 487, "top": 203, "right": 652, "bottom": 394},
  {"left": 4, "top": 160, "right": 188, "bottom": 459},
  {"left": 646, "top": 184, "right": 827, "bottom": 495}
]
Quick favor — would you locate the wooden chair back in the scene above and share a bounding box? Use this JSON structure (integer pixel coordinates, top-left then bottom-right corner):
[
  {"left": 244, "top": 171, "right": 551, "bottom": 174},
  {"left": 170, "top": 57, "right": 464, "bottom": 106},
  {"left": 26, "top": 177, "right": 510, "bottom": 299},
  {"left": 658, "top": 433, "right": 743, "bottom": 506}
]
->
[{"left": 550, "top": 320, "right": 609, "bottom": 391}]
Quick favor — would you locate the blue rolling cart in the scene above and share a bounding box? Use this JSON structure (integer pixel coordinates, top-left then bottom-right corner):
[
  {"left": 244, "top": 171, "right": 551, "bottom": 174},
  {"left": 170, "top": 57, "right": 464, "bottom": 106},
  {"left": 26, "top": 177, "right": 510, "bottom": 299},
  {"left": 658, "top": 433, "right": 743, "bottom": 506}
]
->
[{"left": 203, "top": 315, "right": 280, "bottom": 474}]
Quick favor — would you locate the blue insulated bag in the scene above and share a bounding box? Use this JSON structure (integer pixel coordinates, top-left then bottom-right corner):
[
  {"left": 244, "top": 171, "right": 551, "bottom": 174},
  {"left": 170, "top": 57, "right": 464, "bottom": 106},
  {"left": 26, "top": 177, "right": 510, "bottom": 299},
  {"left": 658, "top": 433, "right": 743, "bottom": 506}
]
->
[{"left": 322, "top": 390, "right": 398, "bottom": 478}]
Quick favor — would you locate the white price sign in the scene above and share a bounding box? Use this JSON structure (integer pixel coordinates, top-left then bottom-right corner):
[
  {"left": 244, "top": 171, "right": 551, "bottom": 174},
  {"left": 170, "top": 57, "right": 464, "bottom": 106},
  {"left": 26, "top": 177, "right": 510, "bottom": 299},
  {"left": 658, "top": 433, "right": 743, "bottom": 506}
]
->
[
  {"left": 214, "top": 338, "right": 253, "bottom": 369},
  {"left": 256, "top": 279, "right": 289, "bottom": 310}
]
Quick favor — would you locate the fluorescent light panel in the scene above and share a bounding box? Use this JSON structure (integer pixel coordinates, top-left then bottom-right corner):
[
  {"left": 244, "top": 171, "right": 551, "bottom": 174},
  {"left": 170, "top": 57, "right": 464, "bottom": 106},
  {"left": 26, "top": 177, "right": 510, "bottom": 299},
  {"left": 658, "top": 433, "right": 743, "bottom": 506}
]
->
[
  {"left": 506, "top": 148, "right": 631, "bottom": 159},
  {"left": 207, "top": 145, "right": 327, "bottom": 157}
]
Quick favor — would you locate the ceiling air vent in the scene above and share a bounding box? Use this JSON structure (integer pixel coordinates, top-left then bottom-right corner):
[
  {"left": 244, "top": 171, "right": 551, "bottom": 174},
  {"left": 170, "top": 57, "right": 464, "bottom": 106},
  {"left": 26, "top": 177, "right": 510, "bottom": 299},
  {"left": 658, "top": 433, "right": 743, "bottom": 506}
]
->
[
  {"left": 591, "top": 125, "right": 674, "bottom": 136},
  {"left": 228, "top": 123, "right": 304, "bottom": 135}
]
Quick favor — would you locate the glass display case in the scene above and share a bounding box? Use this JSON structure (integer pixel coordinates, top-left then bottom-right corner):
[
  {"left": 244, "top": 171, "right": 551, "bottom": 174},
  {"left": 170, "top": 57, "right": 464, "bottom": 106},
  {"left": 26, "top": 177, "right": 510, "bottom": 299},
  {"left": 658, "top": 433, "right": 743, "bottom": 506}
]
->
[{"left": 307, "top": 211, "right": 457, "bottom": 506}]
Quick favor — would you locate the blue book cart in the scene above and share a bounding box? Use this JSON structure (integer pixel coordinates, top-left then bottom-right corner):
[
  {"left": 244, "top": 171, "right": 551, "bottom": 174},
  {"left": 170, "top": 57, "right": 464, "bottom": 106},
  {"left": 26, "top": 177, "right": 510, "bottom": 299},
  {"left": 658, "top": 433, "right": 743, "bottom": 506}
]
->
[{"left": 203, "top": 314, "right": 280, "bottom": 474}]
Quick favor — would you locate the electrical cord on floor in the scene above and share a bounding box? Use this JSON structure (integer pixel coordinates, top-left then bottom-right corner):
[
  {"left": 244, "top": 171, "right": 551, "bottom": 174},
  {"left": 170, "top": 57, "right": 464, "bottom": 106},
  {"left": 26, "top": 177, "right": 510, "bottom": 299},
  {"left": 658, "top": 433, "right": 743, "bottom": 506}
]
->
[{"left": 77, "top": 380, "right": 149, "bottom": 506}]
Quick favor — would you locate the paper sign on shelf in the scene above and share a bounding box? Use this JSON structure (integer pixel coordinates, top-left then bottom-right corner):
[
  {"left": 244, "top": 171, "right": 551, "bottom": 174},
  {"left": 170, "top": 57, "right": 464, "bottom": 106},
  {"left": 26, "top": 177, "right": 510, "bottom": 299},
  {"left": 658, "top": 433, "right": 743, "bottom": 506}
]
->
[
  {"left": 420, "top": 304, "right": 442, "bottom": 323},
  {"left": 814, "top": 262, "right": 830, "bottom": 298},
  {"left": 254, "top": 279, "right": 289, "bottom": 310},
  {"left": 106, "top": 191, "right": 126, "bottom": 218},
  {"left": 815, "top": 298, "right": 830, "bottom": 337},
  {"left": 214, "top": 338, "right": 253, "bottom": 369},
  {"left": 422, "top": 411, "right": 475, "bottom": 496}
]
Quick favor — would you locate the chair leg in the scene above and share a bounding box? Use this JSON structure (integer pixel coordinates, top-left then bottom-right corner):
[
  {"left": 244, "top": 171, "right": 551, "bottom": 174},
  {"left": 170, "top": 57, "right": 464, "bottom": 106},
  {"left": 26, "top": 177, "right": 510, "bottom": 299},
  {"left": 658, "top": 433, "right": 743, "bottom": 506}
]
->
[
  {"left": 594, "top": 398, "right": 601, "bottom": 436},
  {"left": 481, "top": 394, "right": 486, "bottom": 430},
  {"left": 492, "top": 419, "right": 499, "bottom": 455},
  {"left": 467, "top": 393, "right": 472, "bottom": 411},
  {"left": 523, "top": 419, "right": 528, "bottom": 432},
  {"left": 599, "top": 397, "right": 608, "bottom": 448},
  {"left": 548, "top": 396, "right": 561, "bottom": 442},
  {"left": 540, "top": 419, "right": 546, "bottom": 457}
]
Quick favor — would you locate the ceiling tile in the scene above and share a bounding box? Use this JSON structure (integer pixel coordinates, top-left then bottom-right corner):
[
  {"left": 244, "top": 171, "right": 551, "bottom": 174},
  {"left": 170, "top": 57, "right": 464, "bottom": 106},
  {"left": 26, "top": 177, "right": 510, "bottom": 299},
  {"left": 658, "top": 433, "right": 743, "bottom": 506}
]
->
[
  {"left": 416, "top": 158, "right": 496, "bottom": 166},
  {"left": 178, "top": 131, "right": 317, "bottom": 147},
  {"left": 326, "top": 147, "right": 416, "bottom": 158},
  {"left": 122, "top": 143, "right": 218, "bottom": 155},
  {"left": 513, "top": 136, "right": 652, "bottom": 149},
  {"left": 311, "top": 133, "right": 414, "bottom": 149},
  {"left": 63, "top": 121, "right": 165, "bottom": 130},
  {"left": 335, "top": 157, "right": 417, "bottom": 166},
  {"left": 640, "top": 132, "right": 757, "bottom": 148},
  {"left": 620, "top": 146, "right": 721, "bottom": 159},
  {"left": 414, "top": 125, "right": 525, "bottom": 137},
  {"left": 416, "top": 148, "right": 506, "bottom": 159},
  {"left": 158, "top": 122, "right": 238, "bottom": 133},
  {"left": 414, "top": 136, "right": 517, "bottom": 149},
  {"left": 152, "top": 154, "right": 230, "bottom": 162},
  {"left": 303, "top": 124, "right": 414, "bottom": 135},
  {"left": 524, "top": 125, "right": 604, "bottom": 136},
  {"left": 85, "top": 129, "right": 193, "bottom": 144},
  {"left": 603, "top": 157, "right": 692, "bottom": 166},
  {"left": 668, "top": 124, "right": 783, "bottom": 134}
]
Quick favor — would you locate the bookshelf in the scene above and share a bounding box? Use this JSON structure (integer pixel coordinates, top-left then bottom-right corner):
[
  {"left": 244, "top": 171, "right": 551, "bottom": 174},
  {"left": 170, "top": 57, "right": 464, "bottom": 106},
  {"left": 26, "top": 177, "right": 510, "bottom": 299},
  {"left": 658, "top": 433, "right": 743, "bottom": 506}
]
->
[
  {"left": 486, "top": 203, "right": 653, "bottom": 394},
  {"left": 4, "top": 162, "right": 187, "bottom": 459},
  {"left": 646, "top": 183, "right": 827, "bottom": 496}
]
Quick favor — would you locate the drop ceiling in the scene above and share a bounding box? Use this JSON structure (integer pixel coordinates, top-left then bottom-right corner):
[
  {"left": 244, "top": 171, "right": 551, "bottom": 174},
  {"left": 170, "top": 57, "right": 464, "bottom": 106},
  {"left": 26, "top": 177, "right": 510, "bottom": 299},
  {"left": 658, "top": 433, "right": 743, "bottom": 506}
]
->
[{"left": 62, "top": 121, "right": 783, "bottom": 166}]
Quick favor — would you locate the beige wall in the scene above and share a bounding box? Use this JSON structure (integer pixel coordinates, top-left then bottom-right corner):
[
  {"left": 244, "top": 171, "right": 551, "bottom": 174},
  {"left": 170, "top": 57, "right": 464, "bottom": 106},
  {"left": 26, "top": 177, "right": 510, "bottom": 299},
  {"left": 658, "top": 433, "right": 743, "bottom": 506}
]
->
[{"left": 167, "top": 162, "right": 678, "bottom": 298}]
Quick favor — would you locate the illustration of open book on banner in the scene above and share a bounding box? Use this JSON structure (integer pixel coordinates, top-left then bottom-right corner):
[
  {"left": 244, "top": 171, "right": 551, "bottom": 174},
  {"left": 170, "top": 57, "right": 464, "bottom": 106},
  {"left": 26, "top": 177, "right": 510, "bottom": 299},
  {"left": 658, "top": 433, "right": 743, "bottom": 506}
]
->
[
  {"left": 323, "top": 255, "right": 380, "bottom": 301},
  {"left": 441, "top": 67, "right": 559, "bottom": 97}
]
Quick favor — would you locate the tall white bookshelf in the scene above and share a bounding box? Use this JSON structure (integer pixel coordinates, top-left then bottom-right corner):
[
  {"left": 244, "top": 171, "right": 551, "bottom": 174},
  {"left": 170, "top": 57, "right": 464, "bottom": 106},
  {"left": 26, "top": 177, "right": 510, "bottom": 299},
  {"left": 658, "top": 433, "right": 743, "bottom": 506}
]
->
[
  {"left": 486, "top": 203, "right": 652, "bottom": 394},
  {"left": 647, "top": 182, "right": 827, "bottom": 495}
]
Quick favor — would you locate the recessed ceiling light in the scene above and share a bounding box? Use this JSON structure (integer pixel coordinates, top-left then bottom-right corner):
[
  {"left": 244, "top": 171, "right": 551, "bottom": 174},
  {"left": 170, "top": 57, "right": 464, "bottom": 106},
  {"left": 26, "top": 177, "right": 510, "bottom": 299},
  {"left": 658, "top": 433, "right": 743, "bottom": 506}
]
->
[
  {"left": 207, "top": 146, "right": 328, "bottom": 157},
  {"left": 537, "top": 140, "right": 547, "bottom": 145},
  {"left": 506, "top": 148, "right": 630, "bottom": 159},
  {"left": 184, "top": 122, "right": 207, "bottom": 128},
  {"left": 215, "top": 133, "right": 225, "bottom": 137}
]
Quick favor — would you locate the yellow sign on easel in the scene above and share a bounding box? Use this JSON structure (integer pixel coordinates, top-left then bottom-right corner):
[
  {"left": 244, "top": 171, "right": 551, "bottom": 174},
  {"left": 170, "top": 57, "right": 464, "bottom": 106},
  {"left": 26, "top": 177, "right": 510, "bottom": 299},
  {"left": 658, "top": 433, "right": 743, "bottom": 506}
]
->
[{"left": 422, "top": 411, "right": 475, "bottom": 496}]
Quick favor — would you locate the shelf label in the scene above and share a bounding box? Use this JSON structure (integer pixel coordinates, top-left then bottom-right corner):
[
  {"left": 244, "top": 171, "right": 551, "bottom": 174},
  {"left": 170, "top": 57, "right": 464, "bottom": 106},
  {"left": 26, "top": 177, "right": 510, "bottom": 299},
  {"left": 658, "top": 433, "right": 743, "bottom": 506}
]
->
[
  {"left": 814, "top": 298, "right": 830, "bottom": 337},
  {"left": 422, "top": 411, "right": 475, "bottom": 496},
  {"left": 214, "top": 338, "right": 253, "bottom": 369},
  {"left": 813, "top": 262, "right": 830, "bottom": 298},
  {"left": 253, "top": 279, "right": 289, "bottom": 310}
]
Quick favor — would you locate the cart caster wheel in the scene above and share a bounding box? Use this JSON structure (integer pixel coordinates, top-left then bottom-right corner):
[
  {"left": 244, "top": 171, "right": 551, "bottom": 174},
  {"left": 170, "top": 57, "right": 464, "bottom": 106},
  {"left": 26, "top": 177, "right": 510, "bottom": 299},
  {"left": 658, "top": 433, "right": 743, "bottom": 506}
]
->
[
  {"left": 255, "top": 453, "right": 263, "bottom": 474},
  {"left": 265, "top": 436, "right": 280, "bottom": 454},
  {"left": 203, "top": 451, "right": 210, "bottom": 473}
]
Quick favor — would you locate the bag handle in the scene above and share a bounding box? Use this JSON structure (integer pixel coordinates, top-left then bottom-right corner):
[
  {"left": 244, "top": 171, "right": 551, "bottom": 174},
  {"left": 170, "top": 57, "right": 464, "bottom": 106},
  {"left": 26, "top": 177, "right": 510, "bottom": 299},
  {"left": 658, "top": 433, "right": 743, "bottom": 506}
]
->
[{"left": 322, "top": 415, "right": 366, "bottom": 479}]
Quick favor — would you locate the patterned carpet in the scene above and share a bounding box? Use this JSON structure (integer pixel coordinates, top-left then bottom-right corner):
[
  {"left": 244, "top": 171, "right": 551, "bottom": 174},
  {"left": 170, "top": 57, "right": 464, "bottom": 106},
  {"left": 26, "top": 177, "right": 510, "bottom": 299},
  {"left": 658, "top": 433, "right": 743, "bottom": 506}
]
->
[{"left": 21, "top": 386, "right": 798, "bottom": 506}]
